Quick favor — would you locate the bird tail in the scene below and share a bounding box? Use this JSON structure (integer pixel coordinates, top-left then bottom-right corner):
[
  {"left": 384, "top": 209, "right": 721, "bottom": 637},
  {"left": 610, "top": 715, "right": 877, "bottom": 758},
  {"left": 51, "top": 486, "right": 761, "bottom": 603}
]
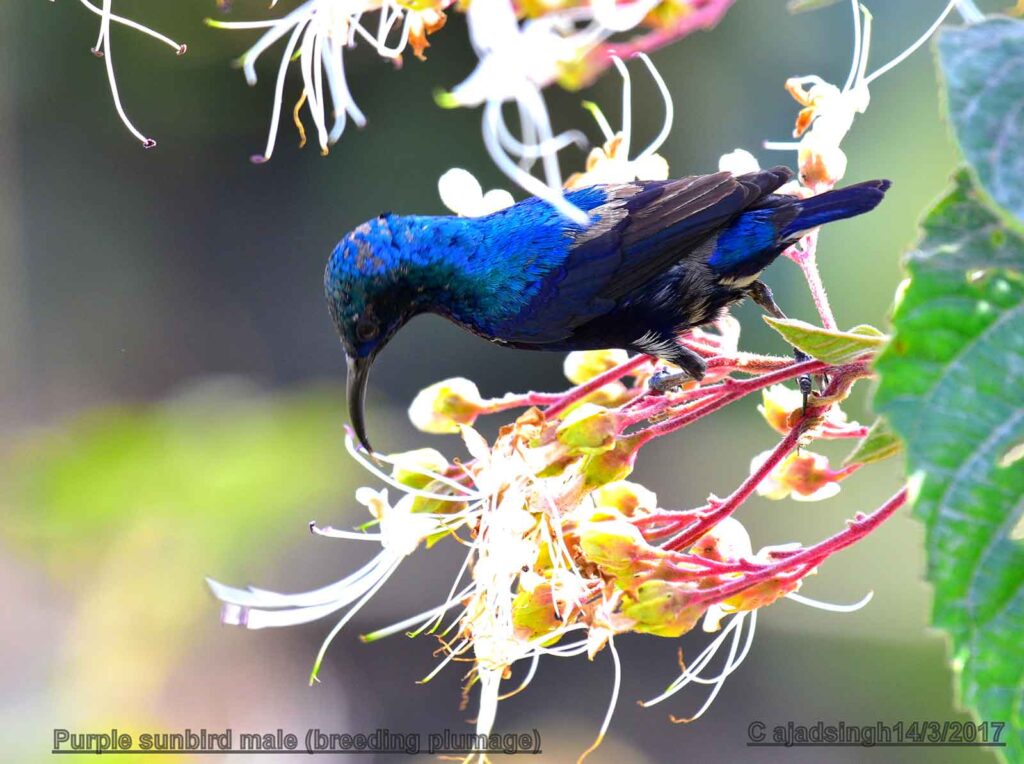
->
[{"left": 782, "top": 179, "right": 891, "bottom": 237}]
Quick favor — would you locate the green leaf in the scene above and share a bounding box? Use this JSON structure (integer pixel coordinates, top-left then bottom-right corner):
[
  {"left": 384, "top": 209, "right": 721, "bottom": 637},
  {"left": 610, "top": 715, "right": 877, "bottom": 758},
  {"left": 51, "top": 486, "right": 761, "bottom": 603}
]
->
[
  {"left": 763, "top": 316, "right": 888, "bottom": 364},
  {"left": 874, "top": 171, "right": 1024, "bottom": 759},
  {"left": 844, "top": 417, "right": 902, "bottom": 466},
  {"left": 938, "top": 17, "right": 1024, "bottom": 227}
]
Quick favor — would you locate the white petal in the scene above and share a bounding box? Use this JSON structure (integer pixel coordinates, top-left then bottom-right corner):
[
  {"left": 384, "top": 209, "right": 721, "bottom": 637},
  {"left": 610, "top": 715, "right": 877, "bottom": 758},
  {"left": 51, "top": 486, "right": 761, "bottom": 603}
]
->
[{"left": 438, "top": 168, "right": 484, "bottom": 216}]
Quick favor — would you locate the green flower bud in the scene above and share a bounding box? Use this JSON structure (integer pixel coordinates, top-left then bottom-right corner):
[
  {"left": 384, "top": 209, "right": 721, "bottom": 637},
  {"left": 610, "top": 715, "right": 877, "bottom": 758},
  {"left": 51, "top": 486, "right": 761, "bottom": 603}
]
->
[
  {"left": 580, "top": 435, "right": 641, "bottom": 490},
  {"left": 724, "top": 576, "right": 802, "bottom": 612},
  {"left": 408, "top": 378, "right": 484, "bottom": 434},
  {"left": 592, "top": 480, "right": 658, "bottom": 516},
  {"left": 556, "top": 403, "right": 618, "bottom": 454},
  {"left": 563, "top": 349, "right": 630, "bottom": 384},
  {"left": 579, "top": 516, "right": 652, "bottom": 581},
  {"left": 388, "top": 448, "right": 448, "bottom": 490},
  {"left": 622, "top": 580, "right": 705, "bottom": 638},
  {"left": 512, "top": 583, "right": 563, "bottom": 643}
]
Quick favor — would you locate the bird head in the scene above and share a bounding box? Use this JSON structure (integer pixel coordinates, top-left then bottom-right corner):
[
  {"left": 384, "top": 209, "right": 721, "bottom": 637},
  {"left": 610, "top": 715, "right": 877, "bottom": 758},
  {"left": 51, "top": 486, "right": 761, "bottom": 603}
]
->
[{"left": 324, "top": 214, "right": 422, "bottom": 454}]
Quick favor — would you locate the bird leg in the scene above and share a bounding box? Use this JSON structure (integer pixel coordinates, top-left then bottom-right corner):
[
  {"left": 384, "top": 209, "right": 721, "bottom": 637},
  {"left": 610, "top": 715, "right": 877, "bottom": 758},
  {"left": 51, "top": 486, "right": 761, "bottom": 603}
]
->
[
  {"left": 648, "top": 344, "right": 707, "bottom": 393},
  {"left": 746, "top": 280, "right": 815, "bottom": 408}
]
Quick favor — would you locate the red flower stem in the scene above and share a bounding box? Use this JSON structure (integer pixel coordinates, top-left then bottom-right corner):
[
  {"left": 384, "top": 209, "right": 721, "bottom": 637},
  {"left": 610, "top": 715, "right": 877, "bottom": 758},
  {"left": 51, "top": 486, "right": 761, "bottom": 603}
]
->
[
  {"left": 633, "top": 358, "right": 830, "bottom": 442},
  {"left": 589, "top": 0, "right": 737, "bottom": 80},
  {"left": 666, "top": 555, "right": 768, "bottom": 575},
  {"left": 481, "top": 391, "right": 565, "bottom": 412},
  {"left": 787, "top": 231, "right": 837, "bottom": 330},
  {"left": 691, "top": 486, "right": 908, "bottom": 606},
  {"left": 543, "top": 354, "right": 652, "bottom": 418},
  {"left": 821, "top": 426, "right": 871, "bottom": 439},
  {"left": 661, "top": 425, "right": 803, "bottom": 552},
  {"left": 618, "top": 385, "right": 720, "bottom": 425}
]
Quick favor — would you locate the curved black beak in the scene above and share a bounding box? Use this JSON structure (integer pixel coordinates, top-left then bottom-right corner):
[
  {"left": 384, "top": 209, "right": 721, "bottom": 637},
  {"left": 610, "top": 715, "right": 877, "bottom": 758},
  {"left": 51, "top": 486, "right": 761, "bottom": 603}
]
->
[{"left": 346, "top": 354, "right": 375, "bottom": 454}]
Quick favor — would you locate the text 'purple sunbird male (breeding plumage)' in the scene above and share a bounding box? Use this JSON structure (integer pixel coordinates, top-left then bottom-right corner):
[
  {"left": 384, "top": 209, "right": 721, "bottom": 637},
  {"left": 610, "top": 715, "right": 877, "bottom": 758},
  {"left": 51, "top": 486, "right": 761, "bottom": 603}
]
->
[{"left": 325, "top": 166, "right": 890, "bottom": 452}]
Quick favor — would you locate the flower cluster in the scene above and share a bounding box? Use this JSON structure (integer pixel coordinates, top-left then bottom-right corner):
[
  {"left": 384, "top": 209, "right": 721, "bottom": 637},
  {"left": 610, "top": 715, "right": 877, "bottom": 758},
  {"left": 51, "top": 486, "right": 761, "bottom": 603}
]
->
[
  {"left": 62, "top": 0, "right": 970, "bottom": 225},
  {"left": 211, "top": 333, "right": 904, "bottom": 760},
  {"left": 61, "top": 0, "right": 735, "bottom": 221}
]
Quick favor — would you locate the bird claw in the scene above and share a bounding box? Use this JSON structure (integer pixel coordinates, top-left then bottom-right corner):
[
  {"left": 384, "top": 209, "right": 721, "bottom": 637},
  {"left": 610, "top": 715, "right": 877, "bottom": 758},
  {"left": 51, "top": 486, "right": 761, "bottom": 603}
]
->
[
  {"left": 794, "top": 349, "right": 813, "bottom": 413},
  {"left": 799, "top": 373, "right": 813, "bottom": 413},
  {"left": 649, "top": 368, "right": 692, "bottom": 394}
]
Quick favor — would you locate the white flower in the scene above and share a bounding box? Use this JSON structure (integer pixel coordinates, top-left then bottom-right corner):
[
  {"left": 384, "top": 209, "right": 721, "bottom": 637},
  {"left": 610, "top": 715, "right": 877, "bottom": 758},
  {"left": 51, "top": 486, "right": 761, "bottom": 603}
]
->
[
  {"left": 207, "top": 1, "right": 436, "bottom": 161},
  {"left": 564, "top": 54, "right": 673, "bottom": 189},
  {"left": 751, "top": 449, "right": 843, "bottom": 503},
  {"left": 439, "top": 0, "right": 595, "bottom": 223},
  {"left": 764, "top": 0, "right": 961, "bottom": 189},
  {"left": 438, "top": 168, "right": 515, "bottom": 217},
  {"left": 718, "top": 148, "right": 761, "bottom": 176},
  {"left": 208, "top": 436, "right": 484, "bottom": 683}
]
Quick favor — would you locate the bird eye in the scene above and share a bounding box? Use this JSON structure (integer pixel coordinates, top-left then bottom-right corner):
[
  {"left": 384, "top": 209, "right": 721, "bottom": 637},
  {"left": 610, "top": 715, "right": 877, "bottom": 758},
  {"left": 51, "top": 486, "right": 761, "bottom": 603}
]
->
[{"left": 355, "top": 317, "right": 379, "bottom": 342}]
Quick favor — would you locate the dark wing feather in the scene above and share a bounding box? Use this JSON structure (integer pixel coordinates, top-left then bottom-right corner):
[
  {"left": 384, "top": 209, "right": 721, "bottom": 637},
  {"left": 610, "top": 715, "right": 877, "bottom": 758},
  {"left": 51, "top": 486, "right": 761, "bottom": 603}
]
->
[{"left": 498, "top": 167, "right": 792, "bottom": 344}]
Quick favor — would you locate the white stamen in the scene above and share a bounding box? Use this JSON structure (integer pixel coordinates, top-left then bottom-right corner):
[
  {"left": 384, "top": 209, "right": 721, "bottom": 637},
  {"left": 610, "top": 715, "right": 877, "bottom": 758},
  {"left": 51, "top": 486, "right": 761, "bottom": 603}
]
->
[
  {"left": 641, "top": 611, "right": 756, "bottom": 711},
  {"left": 634, "top": 53, "right": 674, "bottom": 163},
  {"left": 309, "top": 555, "right": 403, "bottom": 682},
  {"left": 361, "top": 584, "right": 475, "bottom": 642},
  {"left": 497, "top": 654, "right": 541, "bottom": 700},
  {"left": 91, "top": 0, "right": 156, "bottom": 148},
  {"left": 786, "top": 590, "right": 874, "bottom": 612},
  {"left": 254, "top": 21, "right": 304, "bottom": 162},
  {"left": 77, "top": 0, "right": 186, "bottom": 53},
  {"left": 578, "top": 635, "right": 622, "bottom": 763},
  {"left": 863, "top": 0, "right": 957, "bottom": 86},
  {"left": 345, "top": 435, "right": 481, "bottom": 502},
  {"left": 611, "top": 56, "right": 633, "bottom": 159},
  {"left": 841, "top": 0, "right": 863, "bottom": 93}
]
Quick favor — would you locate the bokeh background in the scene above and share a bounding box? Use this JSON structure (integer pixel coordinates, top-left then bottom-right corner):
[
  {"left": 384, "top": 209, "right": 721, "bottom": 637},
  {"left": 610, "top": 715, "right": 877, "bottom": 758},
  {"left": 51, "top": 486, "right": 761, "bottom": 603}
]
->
[{"left": 0, "top": 1, "right": 998, "bottom": 762}]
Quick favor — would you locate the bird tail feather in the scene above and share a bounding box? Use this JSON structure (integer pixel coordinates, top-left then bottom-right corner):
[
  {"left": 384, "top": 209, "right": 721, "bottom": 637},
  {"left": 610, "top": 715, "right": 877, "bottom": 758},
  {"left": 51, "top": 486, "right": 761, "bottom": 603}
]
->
[{"left": 783, "top": 179, "right": 891, "bottom": 236}]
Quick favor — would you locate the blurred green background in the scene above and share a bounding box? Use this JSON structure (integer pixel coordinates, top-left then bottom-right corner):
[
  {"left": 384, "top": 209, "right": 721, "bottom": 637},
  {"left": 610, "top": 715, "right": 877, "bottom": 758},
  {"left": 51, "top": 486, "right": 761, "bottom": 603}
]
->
[{"left": 0, "top": 1, "right": 999, "bottom": 762}]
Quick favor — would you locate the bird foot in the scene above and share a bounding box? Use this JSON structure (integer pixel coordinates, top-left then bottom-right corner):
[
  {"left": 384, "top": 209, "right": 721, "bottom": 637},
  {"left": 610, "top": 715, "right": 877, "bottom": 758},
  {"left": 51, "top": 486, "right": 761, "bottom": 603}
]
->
[{"left": 649, "top": 368, "right": 693, "bottom": 394}]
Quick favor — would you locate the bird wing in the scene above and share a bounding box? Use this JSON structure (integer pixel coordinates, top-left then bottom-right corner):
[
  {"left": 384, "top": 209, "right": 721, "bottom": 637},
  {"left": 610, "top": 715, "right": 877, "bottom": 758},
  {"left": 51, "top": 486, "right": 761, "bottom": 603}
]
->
[{"left": 498, "top": 167, "right": 792, "bottom": 344}]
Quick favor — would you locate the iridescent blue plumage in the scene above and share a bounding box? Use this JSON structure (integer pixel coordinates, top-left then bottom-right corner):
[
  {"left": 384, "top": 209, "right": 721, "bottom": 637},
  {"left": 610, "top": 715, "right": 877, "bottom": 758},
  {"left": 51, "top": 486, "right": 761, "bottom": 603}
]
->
[{"left": 325, "top": 166, "right": 890, "bottom": 450}]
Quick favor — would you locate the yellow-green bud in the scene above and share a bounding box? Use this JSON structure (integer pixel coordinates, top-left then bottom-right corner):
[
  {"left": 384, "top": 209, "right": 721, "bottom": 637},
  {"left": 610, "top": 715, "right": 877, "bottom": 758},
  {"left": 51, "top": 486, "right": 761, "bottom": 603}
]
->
[
  {"left": 691, "top": 517, "right": 752, "bottom": 562},
  {"left": 622, "top": 580, "right": 705, "bottom": 638},
  {"left": 408, "top": 378, "right": 484, "bottom": 434},
  {"left": 724, "top": 576, "right": 802, "bottom": 612},
  {"left": 592, "top": 480, "right": 658, "bottom": 517},
  {"left": 563, "top": 349, "right": 630, "bottom": 384},
  {"left": 556, "top": 403, "right": 618, "bottom": 453},
  {"left": 388, "top": 448, "right": 448, "bottom": 490},
  {"left": 580, "top": 435, "right": 640, "bottom": 490},
  {"left": 512, "top": 583, "right": 562, "bottom": 643},
  {"left": 578, "top": 516, "right": 651, "bottom": 580}
]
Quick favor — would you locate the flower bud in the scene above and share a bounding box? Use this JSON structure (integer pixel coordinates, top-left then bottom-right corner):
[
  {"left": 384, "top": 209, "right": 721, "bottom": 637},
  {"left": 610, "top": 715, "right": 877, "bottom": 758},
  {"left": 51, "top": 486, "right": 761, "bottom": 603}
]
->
[
  {"left": 580, "top": 436, "right": 641, "bottom": 490},
  {"left": 753, "top": 450, "right": 843, "bottom": 502},
  {"left": 622, "top": 580, "right": 705, "bottom": 638},
  {"left": 757, "top": 384, "right": 804, "bottom": 435},
  {"left": 592, "top": 480, "right": 658, "bottom": 517},
  {"left": 512, "top": 583, "right": 562, "bottom": 642},
  {"left": 691, "top": 517, "right": 752, "bottom": 562},
  {"left": 408, "top": 378, "right": 484, "bottom": 434},
  {"left": 578, "top": 516, "right": 652, "bottom": 581},
  {"left": 556, "top": 403, "right": 618, "bottom": 453},
  {"left": 388, "top": 448, "right": 448, "bottom": 490},
  {"left": 718, "top": 148, "right": 760, "bottom": 175},
  {"left": 724, "top": 575, "right": 802, "bottom": 613},
  {"left": 563, "top": 349, "right": 630, "bottom": 384},
  {"left": 798, "top": 138, "right": 848, "bottom": 191}
]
